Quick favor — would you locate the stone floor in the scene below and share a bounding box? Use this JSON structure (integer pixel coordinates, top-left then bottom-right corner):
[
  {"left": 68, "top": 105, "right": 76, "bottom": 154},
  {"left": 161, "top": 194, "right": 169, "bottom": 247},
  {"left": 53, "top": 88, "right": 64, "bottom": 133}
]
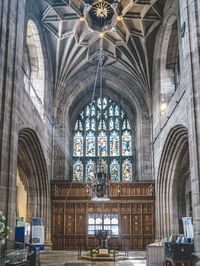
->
[{"left": 40, "top": 251, "right": 146, "bottom": 266}]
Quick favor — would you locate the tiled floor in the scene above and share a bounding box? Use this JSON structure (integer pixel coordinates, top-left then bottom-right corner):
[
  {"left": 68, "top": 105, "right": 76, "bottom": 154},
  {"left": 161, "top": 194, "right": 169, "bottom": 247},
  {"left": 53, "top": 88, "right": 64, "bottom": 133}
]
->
[{"left": 40, "top": 251, "right": 146, "bottom": 266}]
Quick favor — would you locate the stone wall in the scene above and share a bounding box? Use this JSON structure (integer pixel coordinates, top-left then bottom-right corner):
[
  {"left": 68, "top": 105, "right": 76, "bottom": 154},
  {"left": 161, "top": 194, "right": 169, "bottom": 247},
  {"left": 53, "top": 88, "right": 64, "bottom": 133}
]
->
[
  {"left": 0, "top": 0, "right": 53, "bottom": 247},
  {"left": 153, "top": 0, "right": 200, "bottom": 255}
]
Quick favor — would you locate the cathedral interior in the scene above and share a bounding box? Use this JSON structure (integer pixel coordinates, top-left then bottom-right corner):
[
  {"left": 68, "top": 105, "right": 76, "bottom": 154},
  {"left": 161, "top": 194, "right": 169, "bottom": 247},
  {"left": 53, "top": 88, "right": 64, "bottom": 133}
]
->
[{"left": 0, "top": 0, "right": 200, "bottom": 265}]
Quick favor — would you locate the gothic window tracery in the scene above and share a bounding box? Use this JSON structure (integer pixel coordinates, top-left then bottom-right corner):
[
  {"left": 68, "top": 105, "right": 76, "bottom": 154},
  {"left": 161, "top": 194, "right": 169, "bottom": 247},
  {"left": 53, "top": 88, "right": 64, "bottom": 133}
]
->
[{"left": 73, "top": 97, "right": 133, "bottom": 182}]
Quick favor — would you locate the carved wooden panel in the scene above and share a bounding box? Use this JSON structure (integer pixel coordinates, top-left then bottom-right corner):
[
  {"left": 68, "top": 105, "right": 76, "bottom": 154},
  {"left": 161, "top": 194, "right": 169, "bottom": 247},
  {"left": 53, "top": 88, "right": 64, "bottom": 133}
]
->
[
  {"left": 65, "top": 215, "right": 75, "bottom": 234},
  {"left": 76, "top": 214, "right": 86, "bottom": 234},
  {"left": 52, "top": 181, "right": 155, "bottom": 250},
  {"left": 121, "top": 214, "right": 130, "bottom": 234},
  {"left": 132, "top": 214, "right": 142, "bottom": 235}
]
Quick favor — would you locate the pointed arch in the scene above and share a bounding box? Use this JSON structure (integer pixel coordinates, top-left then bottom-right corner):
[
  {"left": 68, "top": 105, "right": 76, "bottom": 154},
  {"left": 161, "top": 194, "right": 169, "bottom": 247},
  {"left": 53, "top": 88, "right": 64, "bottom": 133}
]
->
[
  {"left": 156, "top": 125, "right": 190, "bottom": 239},
  {"left": 17, "top": 128, "right": 51, "bottom": 246},
  {"left": 23, "top": 19, "right": 45, "bottom": 115}
]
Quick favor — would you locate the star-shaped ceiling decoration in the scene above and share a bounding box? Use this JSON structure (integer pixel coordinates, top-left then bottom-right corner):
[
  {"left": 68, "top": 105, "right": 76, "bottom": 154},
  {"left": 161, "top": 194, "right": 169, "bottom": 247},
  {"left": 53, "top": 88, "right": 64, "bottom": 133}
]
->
[{"left": 93, "top": 2, "right": 111, "bottom": 19}]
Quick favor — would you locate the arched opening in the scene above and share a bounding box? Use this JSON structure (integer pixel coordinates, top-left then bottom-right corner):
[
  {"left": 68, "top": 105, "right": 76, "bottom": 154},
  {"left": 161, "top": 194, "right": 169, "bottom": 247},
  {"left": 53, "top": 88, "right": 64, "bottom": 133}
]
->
[
  {"left": 23, "top": 20, "right": 45, "bottom": 116},
  {"left": 53, "top": 65, "right": 152, "bottom": 181},
  {"left": 16, "top": 128, "right": 51, "bottom": 246},
  {"left": 16, "top": 170, "right": 28, "bottom": 220},
  {"left": 160, "top": 17, "right": 180, "bottom": 114},
  {"left": 156, "top": 125, "right": 192, "bottom": 239}
]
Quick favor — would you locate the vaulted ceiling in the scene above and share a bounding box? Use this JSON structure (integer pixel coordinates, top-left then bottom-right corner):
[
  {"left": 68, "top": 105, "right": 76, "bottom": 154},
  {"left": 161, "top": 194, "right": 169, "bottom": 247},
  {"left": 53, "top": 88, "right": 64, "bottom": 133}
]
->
[{"left": 37, "top": 0, "right": 165, "bottom": 102}]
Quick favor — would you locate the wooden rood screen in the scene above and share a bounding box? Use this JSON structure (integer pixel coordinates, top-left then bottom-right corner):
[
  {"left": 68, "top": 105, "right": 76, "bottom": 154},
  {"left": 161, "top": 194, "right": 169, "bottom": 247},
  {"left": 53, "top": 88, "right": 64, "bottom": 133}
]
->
[{"left": 51, "top": 181, "right": 155, "bottom": 250}]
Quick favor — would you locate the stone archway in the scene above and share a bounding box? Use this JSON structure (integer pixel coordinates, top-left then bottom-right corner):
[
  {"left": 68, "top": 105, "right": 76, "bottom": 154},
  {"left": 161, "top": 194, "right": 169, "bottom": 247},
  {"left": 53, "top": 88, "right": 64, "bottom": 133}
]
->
[
  {"left": 53, "top": 66, "right": 152, "bottom": 181},
  {"left": 17, "top": 128, "right": 51, "bottom": 248},
  {"left": 156, "top": 125, "right": 192, "bottom": 239}
]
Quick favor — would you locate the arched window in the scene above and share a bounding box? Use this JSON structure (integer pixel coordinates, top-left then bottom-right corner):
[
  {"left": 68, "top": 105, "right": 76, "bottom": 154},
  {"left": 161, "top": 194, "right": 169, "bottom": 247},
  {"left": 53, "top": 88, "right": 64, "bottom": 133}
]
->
[
  {"left": 23, "top": 20, "right": 45, "bottom": 116},
  {"left": 160, "top": 18, "right": 180, "bottom": 115},
  {"left": 73, "top": 97, "right": 133, "bottom": 182},
  {"left": 166, "top": 20, "right": 180, "bottom": 93}
]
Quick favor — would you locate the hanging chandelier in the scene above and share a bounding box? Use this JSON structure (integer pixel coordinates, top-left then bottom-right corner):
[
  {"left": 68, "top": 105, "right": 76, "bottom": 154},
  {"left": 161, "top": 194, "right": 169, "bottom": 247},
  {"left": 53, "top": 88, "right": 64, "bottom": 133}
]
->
[
  {"left": 88, "top": 51, "right": 110, "bottom": 201},
  {"left": 91, "top": 155, "right": 110, "bottom": 201}
]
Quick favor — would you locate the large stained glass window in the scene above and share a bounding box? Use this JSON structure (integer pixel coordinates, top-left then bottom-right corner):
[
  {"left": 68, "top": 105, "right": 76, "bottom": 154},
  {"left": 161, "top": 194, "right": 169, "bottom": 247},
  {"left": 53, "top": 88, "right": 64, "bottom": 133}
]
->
[{"left": 73, "top": 97, "right": 134, "bottom": 182}]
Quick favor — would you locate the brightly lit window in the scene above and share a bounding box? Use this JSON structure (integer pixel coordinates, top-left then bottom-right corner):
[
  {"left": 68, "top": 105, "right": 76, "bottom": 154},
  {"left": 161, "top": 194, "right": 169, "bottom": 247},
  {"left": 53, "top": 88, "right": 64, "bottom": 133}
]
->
[
  {"left": 88, "top": 213, "right": 119, "bottom": 235},
  {"left": 73, "top": 97, "right": 133, "bottom": 182}
]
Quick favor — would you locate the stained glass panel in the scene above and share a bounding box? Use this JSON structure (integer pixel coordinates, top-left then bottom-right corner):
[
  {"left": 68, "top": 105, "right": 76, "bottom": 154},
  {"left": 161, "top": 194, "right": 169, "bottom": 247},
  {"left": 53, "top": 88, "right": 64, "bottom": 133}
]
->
[
  {"left": 122, "top": 120, "right": 126, "bottom": 130},
  {"left": 127, "top": 120, "right": 131, "bottom": 129},
  {"left": 122, "top": 159, "right": 132, "bottom": 181},
  {"left": 97, "top": 111, "right": 100, "bottom": 120},
  {"left": 109, "top": 106, "right": 113, "bottom": 116},
  {"left": 91, "top": 105, "right": 95, "bottom": 116},
  {"left": 115, "top": 118, "right": 119, "bottom": 130},
  {"left": 86, "top": 160, "right": 95, "bottom": 181},
  {"left": 122, "top": 131, "right": 132, "bottom": 156},
  {"left": 86, "top": 131, "right": 95, "bottom": 156},
  {"left": 98, "top": 131, "right": 107, "bottom": 156},
  {"left": 109, "top": 119, "right": 114, "bottom": 131},
  {"left": 103, "top": 98, "right": 107, "bottom": 109},
  {"left": 97, "top": 97, "right": 107, "bottom": 109},
  {"left": 79, "top": 121, "right": 83, "bottom": 131},
  {"left": 103, "top": 120, "right": 106, "bottom": 130},
  {"left": 73, "top": 160, "right": 83, "bottom": 181},
  {"left": 91, "top": 119, "right": 95, "bottom": 130},
  {"left": 86, "top": 106, "right": 90, "bottom": 117},
  {"left": 110, "top": 159, "right": 120, "bottom": 181},
  {"left": 110, "top": 131, "right": 119, "bottom": 156},
  {"left": 98, "top": 120, "right": 106, "bottom": 131},
  {"left": 115, "top": 105, "right": 119, "bottom": 116},
  {"left": 74, "top": 132, "right": 83, "bottom": 156},
  {"left": 98, "top": 121, "right": 101, "bottom": 131},
  {"left": 86, "top": 119, "right": 90, "bottom": 131},
  {"left": 75, "top": 121, "right": 78, "bottom": 131},
  {"left": 80, "top": 111, "right": 84, "bottom": 119}
]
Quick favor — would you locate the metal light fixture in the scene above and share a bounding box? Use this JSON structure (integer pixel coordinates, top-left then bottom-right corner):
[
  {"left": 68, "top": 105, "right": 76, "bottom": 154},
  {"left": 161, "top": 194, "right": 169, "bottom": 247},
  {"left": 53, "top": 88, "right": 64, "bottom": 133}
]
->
[
  {"left": 91, "top": 156, "right": 110, "bottom": 201},
  {"left": 88, "top": 51, "right": 110, "bottom": 202}
]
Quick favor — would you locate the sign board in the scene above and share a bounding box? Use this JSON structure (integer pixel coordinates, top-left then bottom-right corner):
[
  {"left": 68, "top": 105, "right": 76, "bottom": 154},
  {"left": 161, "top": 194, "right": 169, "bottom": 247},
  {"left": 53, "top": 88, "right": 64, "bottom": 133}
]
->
[
  {"left": 16, "top": 217, "right": 24, "bottom": 227},
  {"left": 182, "top": 217, "right": 194, "bottom": 238},
  {"left": 32, "top": 218, "right": 45, "bottom": 250}
]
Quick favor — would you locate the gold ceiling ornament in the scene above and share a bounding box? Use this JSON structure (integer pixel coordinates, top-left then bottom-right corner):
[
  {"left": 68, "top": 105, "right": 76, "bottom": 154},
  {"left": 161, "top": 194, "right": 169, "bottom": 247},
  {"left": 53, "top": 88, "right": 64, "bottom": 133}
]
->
[
  {"left": 99, "top": 32, "right": 104, "bottom": 38},
  {"left": 117, "top": 15, "right": 123, "bottom": 21},
  {"left": 93, "top": 1, "right": 111, "bottom": 19},
  {"left": 80, "top": 17, "right": 85, "bottom": 21}
]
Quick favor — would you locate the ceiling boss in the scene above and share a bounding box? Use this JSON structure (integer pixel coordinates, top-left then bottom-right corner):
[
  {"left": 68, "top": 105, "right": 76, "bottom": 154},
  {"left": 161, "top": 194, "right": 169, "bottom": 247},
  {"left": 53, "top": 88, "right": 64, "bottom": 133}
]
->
[
  {"left": 93, "top": 1, "right": 111, "bottom": 19},
  {"left": 83, "top": 0, "right": 120, "bottom": 34}
]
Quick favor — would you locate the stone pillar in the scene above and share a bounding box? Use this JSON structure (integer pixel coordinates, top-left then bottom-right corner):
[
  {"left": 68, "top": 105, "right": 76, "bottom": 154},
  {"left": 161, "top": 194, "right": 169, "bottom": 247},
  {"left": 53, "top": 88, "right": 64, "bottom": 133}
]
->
[
  {"left": 180, "top": 0, "right": 200, "bottom": 256},
  {"left": 0, "top": 0, "right": 26, "bottom": 233}
]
